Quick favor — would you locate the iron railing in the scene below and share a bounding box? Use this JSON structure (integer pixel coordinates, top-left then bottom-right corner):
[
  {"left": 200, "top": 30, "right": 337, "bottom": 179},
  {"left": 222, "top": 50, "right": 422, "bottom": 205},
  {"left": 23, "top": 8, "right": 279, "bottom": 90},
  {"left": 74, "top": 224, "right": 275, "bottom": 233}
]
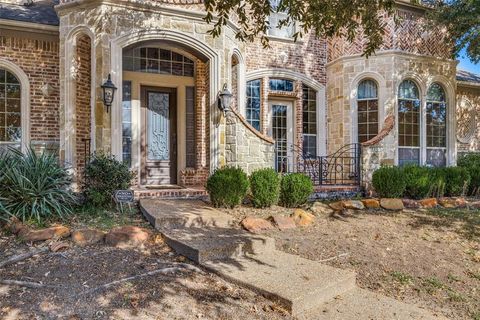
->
[{"left": 280, "top": 143, "right": 362, "bottom": 186}]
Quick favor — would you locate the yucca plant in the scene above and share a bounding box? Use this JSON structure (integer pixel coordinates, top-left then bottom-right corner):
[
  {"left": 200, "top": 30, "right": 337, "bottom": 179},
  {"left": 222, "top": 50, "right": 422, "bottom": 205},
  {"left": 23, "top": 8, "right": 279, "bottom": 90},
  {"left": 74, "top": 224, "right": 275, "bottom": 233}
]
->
[{"left": 0, "top": 147, "right": 76, "bottom": 223}]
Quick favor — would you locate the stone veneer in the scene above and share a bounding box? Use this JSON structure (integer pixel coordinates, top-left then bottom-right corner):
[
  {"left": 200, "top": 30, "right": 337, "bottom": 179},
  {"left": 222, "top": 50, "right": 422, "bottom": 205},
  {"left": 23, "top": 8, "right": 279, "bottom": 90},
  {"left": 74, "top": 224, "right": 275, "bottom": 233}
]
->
[
  {"left": 0, "top": 31, "right": 60, "bottom": 152},
  {"left": 225, "top": 109, "right": 275, "bottom": 174},
  {"left": 456, "top": 85, "right": 480, "bottom": 153}
]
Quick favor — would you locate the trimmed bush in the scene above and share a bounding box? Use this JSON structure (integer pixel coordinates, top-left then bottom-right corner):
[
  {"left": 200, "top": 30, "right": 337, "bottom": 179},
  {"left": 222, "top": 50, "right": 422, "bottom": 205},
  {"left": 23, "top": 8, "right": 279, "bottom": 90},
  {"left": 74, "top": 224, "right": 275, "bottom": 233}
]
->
[
  {"left": 249, "top": 168, "right": 281, "bottom": 208},
  {"left": 206, "top": 167, "right": 249, "bottom": 208},
  {"left": 458, "top": 153, "right": 480, "bottom": 195},
  {"left": 401, "top": 165, "right": 431, "bottom": 199},
  {"left": 280, "top": 173, "right": 313, "bottom": 208},
  {"left": 372, "top": 166, "right": 406, "bottom": 198},
  {"left": 0, "top": 147, "right": 76, "bottom": 223},
  {"left": 442, "top": 166, "right": 470, "bottom": 197},
  {"left": 427, "top": 168, "right": 446, "bottom": 198},
  {"left": 84, "top": 153, "right": 134, "bottom": 208}
]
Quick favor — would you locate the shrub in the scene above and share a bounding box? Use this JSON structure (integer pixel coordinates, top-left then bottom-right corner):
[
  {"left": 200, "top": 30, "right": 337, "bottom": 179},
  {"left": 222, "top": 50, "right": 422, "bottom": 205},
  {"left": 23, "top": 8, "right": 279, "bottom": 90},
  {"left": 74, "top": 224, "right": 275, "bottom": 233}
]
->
[
  {"left": 0, "top": 147, "right": 76, "bottom": 223},
  {"left": 458, "top": 153, "right": 480, "bottom": 195},
  {"left": 372, "top": 166, "right": 406, "bottom": 198},
  {"left": 442, "top": 166, "right": 470, "bottom": 197},
  {"left": 280, "top": 173, "right": 313, "bottom": 208},
  {"left": 427, "top": 168, "right": 446, "bottom": 198},
  {"left": 249, "top": 168, "right": 281, "bottom": 208},
  {"left": 401, "top": 165, "right": 431, "bottom": 199},
  {"left": 206, "top": 167, "right": 249, "bottom": 208},
  {"left": 84, "top": 153, "right": 134, "bottom": 208}
]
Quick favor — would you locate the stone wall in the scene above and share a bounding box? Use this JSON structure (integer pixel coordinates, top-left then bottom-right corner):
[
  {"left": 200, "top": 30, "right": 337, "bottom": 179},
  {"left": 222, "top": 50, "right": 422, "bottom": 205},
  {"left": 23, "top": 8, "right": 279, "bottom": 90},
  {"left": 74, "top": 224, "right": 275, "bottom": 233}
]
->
[
  {"left": 456, "top": 85, "right": 480, "bottom": 154},
  {"left": 225, "top": 110, "right": 275, "bottom": 174},
  {"left": 0, "top": 31, "right": 60, "bottom": 152}
]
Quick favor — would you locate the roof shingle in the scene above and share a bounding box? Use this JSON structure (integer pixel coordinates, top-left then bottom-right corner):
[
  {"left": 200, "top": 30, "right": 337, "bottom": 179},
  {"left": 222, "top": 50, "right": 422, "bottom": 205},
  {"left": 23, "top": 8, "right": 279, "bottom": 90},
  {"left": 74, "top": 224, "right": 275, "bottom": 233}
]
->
[{"left": 0, "top": 0, "right": 59, "bottom": 26}]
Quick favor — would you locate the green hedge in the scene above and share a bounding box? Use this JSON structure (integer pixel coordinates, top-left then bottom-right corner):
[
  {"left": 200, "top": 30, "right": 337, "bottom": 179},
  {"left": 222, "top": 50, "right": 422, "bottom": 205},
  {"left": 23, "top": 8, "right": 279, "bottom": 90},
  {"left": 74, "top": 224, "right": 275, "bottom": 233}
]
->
[
  {"left": 280, "top": 173, "right": 313, "bottom": 208},
  {"left": 458, "top": 153, "right": 480, "bottom": 195},
  {"left": 402, "top": 165, "right": 431, "bottom": 199},
  {"left": 206, "top": 167, "right": 249, "bottom": 208},
  {"left": 372, "top": 166, "right": 406, "bottom": 198},
  {"left": 443, "top": 166, "right": 470, "bottom": 197},
  {"left": 249, "top": 168, "right": 281, "bottom": 208}
]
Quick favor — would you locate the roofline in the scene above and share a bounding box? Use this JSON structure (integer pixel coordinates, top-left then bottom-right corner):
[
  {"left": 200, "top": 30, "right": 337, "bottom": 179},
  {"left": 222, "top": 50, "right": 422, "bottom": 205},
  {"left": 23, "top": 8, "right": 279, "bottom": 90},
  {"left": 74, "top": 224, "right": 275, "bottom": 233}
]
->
[
  {"left": 457, "top": 80, "right": 480, "bottom": 89},
  {"left": 0, "top": 18, "right": 59, "bottom": 35}
]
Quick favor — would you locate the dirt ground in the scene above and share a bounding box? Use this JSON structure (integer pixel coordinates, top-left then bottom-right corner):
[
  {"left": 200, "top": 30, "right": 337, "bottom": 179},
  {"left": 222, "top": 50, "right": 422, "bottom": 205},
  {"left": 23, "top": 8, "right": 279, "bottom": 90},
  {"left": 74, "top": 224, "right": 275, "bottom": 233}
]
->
[
  {"left": 222, "top": 205, "right": 480, "bottom": 320},
  {"left": 0, "top": 212, "right": 290, "bottom": 320}
]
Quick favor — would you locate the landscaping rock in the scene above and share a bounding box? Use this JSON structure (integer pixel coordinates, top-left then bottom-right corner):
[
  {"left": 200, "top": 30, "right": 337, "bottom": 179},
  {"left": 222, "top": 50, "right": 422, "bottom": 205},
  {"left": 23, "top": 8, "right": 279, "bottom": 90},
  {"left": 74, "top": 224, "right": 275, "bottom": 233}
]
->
[
  {"left": 455, "top": 197, "right": 467, "bottom": 208},
  {"left": 438, "top": 197, "right": 456, "bottom": 208},
  {"left": 310, "top": 202, "right": 334, "bottom": 215},
  {"left": 402, "top": 199, "right": 420, "bottom": 209},
  {"left": 342, "top": 200, "right": 365, "bottom": 210},
  {"left": 21, "top": 226, "right": 71, "bottom": 242},
  {"left": 380, "top": 199, "right": 404, "bottom": 211},
  {"left": 7, "top": 218, "right": 28, "bottom": 235},
  {"left": 419, "top": 198, "right": 438, "bottom": 208},
  {"left": 468, "top": 201, "right": 480, "bottom": 209},
  {"left": 105, "top": 226, "right": 150, "bottom": 248},
  {"left": 241, "top": 217, "right": 273, "bottom": 233},
  {"left": 362, "top": 199, "right": 380, "bottom": 209},
  {"left": 271, "top": 215, "right": 296, "bottom": 231},
  {"left": 71, "top": 229, "right": 106, "bottom": 246},
  {"left": 328, "top": 201, "right": 344, "bottom": 211},
  {"left": 291, "top": 209, "right": 316, "bottom": 227}
]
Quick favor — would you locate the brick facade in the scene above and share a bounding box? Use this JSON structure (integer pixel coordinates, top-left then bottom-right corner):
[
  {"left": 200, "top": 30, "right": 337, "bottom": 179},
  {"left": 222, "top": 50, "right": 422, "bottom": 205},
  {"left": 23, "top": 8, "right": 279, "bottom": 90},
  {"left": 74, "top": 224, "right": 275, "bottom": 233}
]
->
[{"left": 0, "top": 32, "right": 60, "bottom": 151}]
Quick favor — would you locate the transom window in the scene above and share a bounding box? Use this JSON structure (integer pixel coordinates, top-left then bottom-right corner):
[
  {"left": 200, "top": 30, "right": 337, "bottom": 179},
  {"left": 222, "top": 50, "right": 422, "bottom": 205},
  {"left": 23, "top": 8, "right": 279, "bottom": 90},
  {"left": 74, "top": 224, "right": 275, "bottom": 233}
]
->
[
  {"left": 268, "top": 0, "right": 295, "bottom": 38},
  {"left": 269, "top": 78, "right": 294, "bottom": 92},
  {"left": 0, "top": 69, "right": 21, "bottom": 149},
  {"left": 357, "top": 79, "right": 379, "bottom": 143},
  {"left": 123, "top": 47, "right": 194, "bottom": 77},
  {"left": 426, "top": 83, "right": 447, "bottom": 167},
  {"left": 246, "top": 79, "right": 261, "bottom": 131},
  {"left": 302, "top": 85, "right": 317, "bottom": 158},
  {"left": 398, "top": 80, "right": 421, "bottom": 166}
]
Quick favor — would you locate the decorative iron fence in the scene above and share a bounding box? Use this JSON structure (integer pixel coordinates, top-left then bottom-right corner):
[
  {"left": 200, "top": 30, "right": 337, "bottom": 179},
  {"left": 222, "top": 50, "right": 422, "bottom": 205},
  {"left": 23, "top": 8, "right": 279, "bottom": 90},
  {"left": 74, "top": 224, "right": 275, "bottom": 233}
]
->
[{"left": 279, "top": 143, "right": 362, "bottom": 186}]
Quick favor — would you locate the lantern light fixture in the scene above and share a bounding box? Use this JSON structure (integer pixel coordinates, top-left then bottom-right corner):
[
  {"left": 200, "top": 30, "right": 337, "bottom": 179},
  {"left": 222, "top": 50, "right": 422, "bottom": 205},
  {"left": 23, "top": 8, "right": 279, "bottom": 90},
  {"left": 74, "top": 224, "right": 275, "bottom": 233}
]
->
[{"left": 101, "top": 74, "right": 117, "bottom": 113}]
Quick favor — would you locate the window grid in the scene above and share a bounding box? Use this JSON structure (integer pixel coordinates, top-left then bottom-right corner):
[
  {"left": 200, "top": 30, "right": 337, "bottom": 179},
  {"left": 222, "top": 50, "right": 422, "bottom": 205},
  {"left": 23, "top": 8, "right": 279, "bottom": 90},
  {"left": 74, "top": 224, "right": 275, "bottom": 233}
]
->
[
  {"left": 185, "top": 86, "right": 196, "bottom": 168},
  {"left": 269, "top": 78, "right": 294, "bottom": 92},
  {"left": 398, "top": 97, "right": 421, "bottom": 166},
  {"left": 0, "top": 69, "right": 21, "bottom": 148},
  {"left": 272, "top": 104, "right": 288, "bottom": 172},
  {"left": 426, "top": 83, "right": 447, "bottom": 167},
  {"left": 302, "top": 85, "right": 317, "bottom": 158},
  {"left": 357, "top": 99, "right": 379, "bottom": 143},
  {"left": 122, "top": 81, "right": 132, "bottom": 167},
  {"left": 123, "top": 47, "right": 195, "bottom": 77},
  {"left": 246, "top": 79, "right": 261, "bottom": 131}
]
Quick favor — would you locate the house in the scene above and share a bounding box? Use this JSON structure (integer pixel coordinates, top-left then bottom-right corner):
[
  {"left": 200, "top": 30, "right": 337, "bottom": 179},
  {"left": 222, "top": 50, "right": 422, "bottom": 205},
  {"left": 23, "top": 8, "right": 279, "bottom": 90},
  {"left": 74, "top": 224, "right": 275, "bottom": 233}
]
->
[{"left": 0, "top": 0, "right": 479, "bottom": 194}]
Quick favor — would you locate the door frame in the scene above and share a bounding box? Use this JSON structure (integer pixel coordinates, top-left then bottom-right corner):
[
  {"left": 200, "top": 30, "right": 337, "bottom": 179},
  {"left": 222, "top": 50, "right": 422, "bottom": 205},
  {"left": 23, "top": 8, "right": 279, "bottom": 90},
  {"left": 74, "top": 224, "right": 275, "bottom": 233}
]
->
[
  {"left": 267, "top": 100, "right": 295, "bottom": 171},
  {"left": 140, "top": 86, "right": 177, "bottom": 185}
]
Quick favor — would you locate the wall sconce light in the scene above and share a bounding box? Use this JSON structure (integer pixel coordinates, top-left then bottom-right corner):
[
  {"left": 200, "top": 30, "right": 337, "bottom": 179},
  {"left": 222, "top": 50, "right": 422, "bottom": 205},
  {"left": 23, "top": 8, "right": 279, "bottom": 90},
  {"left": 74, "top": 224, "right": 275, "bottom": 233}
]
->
[
  {"left": 101, "top": 74, "right": 117, "bottom": 113},
  {"left": 217, "top": 83, "right": 233, "bottom": 114}
]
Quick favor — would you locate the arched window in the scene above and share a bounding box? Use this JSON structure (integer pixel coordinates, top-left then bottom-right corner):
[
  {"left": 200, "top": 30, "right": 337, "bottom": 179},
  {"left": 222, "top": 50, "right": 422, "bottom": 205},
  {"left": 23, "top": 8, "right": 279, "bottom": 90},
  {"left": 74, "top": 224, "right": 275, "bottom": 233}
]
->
[
  {"left": 426, "top": 83, "right": 447, "bottom": 167},
  {"left": 0, "top": 69, "right": 21, "bottom": 150},
  {"left": 398, "top": 80, "right": 421, "bottom": 165},
  {"left": 357, "top": 79, "right": 378, "bottom": 143},
  {"left": 246, "top": 79, "right": 261, "bottom": 131}
]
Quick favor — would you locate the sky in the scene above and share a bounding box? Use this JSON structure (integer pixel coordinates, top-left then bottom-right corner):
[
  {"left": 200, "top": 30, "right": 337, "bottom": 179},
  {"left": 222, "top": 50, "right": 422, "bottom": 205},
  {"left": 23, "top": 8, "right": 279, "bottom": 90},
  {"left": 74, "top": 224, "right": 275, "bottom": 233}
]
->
[{"left": 457, "top": 48, "right": 480, "bottom": 74}]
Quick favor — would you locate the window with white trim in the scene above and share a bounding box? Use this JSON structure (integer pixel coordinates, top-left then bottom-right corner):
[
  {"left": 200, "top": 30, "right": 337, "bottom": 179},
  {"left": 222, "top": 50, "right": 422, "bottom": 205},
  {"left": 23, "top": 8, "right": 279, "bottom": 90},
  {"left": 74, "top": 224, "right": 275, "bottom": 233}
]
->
[
  {"left": 246, "top": 79, "right": 261, "bottom": 131},
  {"left": 268, "top": 0, "right": 295, "bottom": 38},
  {"left": 426, "top": 83, "right": 447, "bottom": 167},
  {"left": 302, "top": 84, "right": 317, "bottom": 158},
  {"left": 398, "top": 80, "right": 421, "bottom": 166},
  {"left": 0, "top": 69, "right": 21, "bottom": 150},
  {"left": 357, "top": 79, "right": 379, "bottom": 143}
]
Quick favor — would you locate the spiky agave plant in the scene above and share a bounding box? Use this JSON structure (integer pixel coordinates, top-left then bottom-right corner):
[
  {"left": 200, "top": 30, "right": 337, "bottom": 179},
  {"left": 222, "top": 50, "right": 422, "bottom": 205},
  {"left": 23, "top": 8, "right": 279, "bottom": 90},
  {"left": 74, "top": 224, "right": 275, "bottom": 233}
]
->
[{"left": 0, "top": 147, "right": 76, "bottom": 223}]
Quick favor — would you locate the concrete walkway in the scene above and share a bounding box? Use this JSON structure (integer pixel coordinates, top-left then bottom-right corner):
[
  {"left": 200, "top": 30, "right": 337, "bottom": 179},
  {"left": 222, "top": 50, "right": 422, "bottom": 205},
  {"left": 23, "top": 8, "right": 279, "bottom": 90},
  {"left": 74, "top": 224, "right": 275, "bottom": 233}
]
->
[{"left": 140, "top": 199, "right": 446, "bottom": 320}]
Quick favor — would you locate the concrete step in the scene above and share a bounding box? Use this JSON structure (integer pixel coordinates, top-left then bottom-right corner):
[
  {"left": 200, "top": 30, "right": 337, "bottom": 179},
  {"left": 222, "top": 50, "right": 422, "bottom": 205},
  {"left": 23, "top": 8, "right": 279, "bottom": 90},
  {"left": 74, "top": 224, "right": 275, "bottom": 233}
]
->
[
  {"left": 202, "top": 250, "right": 356, "bottom": 317},
  {"left": 300, "top": 288, "right": 447, "bottom": 320},
  {"left": 161, "top": 227, "right": 275, "bottom": 264}
]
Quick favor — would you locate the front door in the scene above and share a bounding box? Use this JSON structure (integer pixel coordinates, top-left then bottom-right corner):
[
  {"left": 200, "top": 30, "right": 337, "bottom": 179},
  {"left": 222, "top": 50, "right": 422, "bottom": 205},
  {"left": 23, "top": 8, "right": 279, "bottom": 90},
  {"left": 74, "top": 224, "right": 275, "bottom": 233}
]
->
[
  {"left": 268, "top": 100, "right": 294, "bottom": 172},
  {"left": 141, "top": 86, "right": 177, "bottom": 186}
]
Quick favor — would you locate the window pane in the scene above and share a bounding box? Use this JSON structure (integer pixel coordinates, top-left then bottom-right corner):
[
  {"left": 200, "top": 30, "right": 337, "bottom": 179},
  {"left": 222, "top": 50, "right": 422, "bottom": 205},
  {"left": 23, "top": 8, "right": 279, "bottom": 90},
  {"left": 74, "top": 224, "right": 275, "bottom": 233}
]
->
[
  {"left": 398, "top": 148, "right": 420, "bottom": 166},
  {"left": 246, "top": 80, "right": 261, "bottom": 131},
  {"left": 357, "top": 97, "right": 378, "bottom": 143},
  {"left": 269, "top": 78, "right": 294, "bottom": 92},
  {"left": 398, "top": 80, "right": 419, "bottom": 99},
  {"left": 0, "top": 69, "right": 21, "bottom": 144},
  {"left": 302, "top": 84, "right": 317, "bottom": 157},
  {"left": 426, "top": 83, "right": 445, "bottom": 102},
  {"left": 357, "top": 79, "right": 377, "bottom": 99},
  {"left": 398, "top": 99, "right": 420, "bottom": 147},
  {"left": 122, "top": 81, "right": 132, "bottom": 167}
]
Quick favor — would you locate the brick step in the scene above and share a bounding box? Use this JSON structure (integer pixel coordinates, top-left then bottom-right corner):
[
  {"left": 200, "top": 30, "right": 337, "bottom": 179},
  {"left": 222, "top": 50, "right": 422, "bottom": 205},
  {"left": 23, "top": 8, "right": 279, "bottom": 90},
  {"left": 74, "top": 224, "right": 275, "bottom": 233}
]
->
[{"left": 134, "top": 187, "right": 207, "bottom": 200}]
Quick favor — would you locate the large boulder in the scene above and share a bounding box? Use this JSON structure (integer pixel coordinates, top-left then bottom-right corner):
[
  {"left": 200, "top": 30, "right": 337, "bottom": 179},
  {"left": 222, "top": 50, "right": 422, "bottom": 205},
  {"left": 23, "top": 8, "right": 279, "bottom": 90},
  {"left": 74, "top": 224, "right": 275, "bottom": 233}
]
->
[
  {"left": 419, "top": 198, "right": 438, "bottom": 208},
  {"left": 270, "top": 215, "right": 296, "bottom": 231},
  {"left": 380, "top": 198, "right": 404, "bottom": 211},
  {"left": 342, "top": 200, "right": 365, "bottom": 210},
  {"left": 71, "top": 229, "right": 106, "bottom": 246},
  {"left": 362, "top": 199, "right": 380, "bottom": 209},
  {"left": 241, "top": 217, "right": 274, "bottom": 233},
  {"left": 310, "top": 202, "right": 334, "bottom": 215},
  {"left": 328, "top": 201, "right": 344, "bottom": 211},
  {"left": 105, "top": 226, "right": 150, "bottom": 248},
  {"left": 21, "top": 225, "right": 71, "bottom": 242},
  {"left": 291, "top": 209, "right": 316, "bottom": 227}
]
